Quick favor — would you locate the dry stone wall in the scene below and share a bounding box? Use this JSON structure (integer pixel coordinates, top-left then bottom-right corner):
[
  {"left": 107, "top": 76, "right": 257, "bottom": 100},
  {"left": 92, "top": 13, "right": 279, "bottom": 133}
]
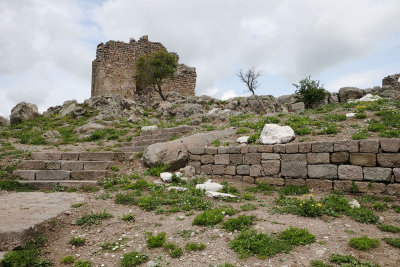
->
[
  {"left": 91, "top": 35, "right": 196, "bottom": 100},
  {"left": 188, "top": 139, "right": 400, "bottom": 195},
  {"left": 382, "top": 73, "right": 400, "bottom": 90}
]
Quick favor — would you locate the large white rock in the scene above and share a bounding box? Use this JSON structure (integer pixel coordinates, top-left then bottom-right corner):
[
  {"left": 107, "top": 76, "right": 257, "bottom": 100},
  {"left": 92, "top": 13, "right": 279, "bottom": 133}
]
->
[
  {"left": 349, "top": 199, "right": 360, "bottom": 209},
  {"left": 346, "top": 113, "right": 356, "bottom": 118},
  {"left": 160, "top": 172, "right": 173, "bottom": 183},
  {"left": 195, "top": 179, "right": 223, "bottom": 192},
  {"left": 259, "top": 124, "right": 295, "bottom": 145},
  {"left": 349, "top": 94, "right": 381, "bottom": 103},
  {"left": 237, "top": 136, "right": 250, "bottom": 144},
  {"left": 141, "top": 125, "right": 158, "bottom": 132},
  {"left": 205, "top": 191, "right": 237, "bottom": 199}
]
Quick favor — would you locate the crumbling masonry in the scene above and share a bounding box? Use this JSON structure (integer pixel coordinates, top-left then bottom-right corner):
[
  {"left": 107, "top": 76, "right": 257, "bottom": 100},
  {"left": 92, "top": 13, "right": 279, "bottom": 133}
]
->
[
  {"left": 91, "top": 36, "right": 196, "bottom": 100},
  {"left": 382, "top": 73, "right": 400, "bottom": 90}
]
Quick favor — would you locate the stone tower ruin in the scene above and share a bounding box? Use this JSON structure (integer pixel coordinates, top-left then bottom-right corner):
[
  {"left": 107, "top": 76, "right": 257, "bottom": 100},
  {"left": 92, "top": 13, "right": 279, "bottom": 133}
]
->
[{"left": 91, "top": 35, "right": 196, "bottom": 100}]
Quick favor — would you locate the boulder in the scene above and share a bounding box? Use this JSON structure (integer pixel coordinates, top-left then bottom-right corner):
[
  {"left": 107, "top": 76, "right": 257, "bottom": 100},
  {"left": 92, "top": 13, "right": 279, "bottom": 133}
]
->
[
  {"left": 176, "top": 103, "right": 204, "bottom": 118},
  {"left": 73, "top": 122, "right": 106, "bottom": 135},
  {"left": 58, "top": 100, "right": 77, "bottom": 117},
  {"left": 84, "top": 95, "right": 137, "bottom": 120},
  {"left": 143, "top": 128, "right": 235, "bottom": 170},
  {"left": 0, "top": 116, "right": 10, "bottom": 126},
  {"left": 42, "top": 130, "right": 61, "bottom": 143},
  {"left": 259, "top": 124, "right": 295, "bottom": 145},
  {"left": 10, "top": 102, "right": 39, "bottom": 124},
  {"left": 195, "top": 180, "right": 223, "bottom": 192},
  {"left": 290, "top": 102, "right": 305, "bottom": 113},
  {"left": 338, "top": 87, "right": 364, "bottom": 102},
  {"left": 237, "top": 136, "right": 249, "bottom": 144},
  {"left": 181, "top": 166, "right": 196, "bottom": 177}
]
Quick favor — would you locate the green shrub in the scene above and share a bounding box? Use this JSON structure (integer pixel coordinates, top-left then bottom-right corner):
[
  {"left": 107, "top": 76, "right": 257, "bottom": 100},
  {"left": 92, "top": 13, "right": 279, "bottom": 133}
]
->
[
  {"left": 355, "top": 113, "right": 367, "bottom": 119},
  {"left": 352, "top": 130, "right": 369, "bottom": 140},
  {"left": 69, "top": 237, "right": 85, "bottom": 246},
  {"left": 120, "top": 214, "right": 135, "bottom": 222},
  {"left": 278, "top": 227, "right": 315, "bottom": 245},
  {"left": 278, "top": 185, "right": 309, "bottom": 196},
  {"left": 120, "top": 251, "right": 148, "bottom": 267},
  {"left": 293, "top": 76, "right": 328, "bottom": 109},
  {"left": 246, "top": 182, "right": 274, "bottom": 194},
  {"left": 247, "top": 134, "right": 259, "bottom": 144},
  {"left": 147, "top": 232, "right": 166, "bottom": 248},
  {"left": 378, "top": 224, "right": 400, "bottom": 233},
  {"left": 115, "top": 192, "right": 137, "bottom": 205},
  {"left": 371, "top": 202, "right": 388, "bottom": 211},
  {"left": 223, "top": 215, "right": 256, "bottom": 232},
  {"left": 218, "top": 181, "right": 239, "bottom": 195},
  {"left": 0, "top": 180, "right": 35, "bottom": 192},
  {"left": 163, "top": 243, "right": 183, "bottom": 258},
  {"left": 61, "top": 255, "right": 75, "bottom": 264},
  {"left": 324, "top": 114, "right": 346, "bottom": 122},
  {"left": 144, "top": 162, "right": 170, "bottom": 176},
  {"left": 212, "top": 140, "right": 221, "bottom": 147},
  {"left": 185, "top": 242, "right": 206, "bottom": 251},
  {"left": 71, "top": 203, "right": 84, "bottom": 208},
  {"left": 75, "top": 210, "right": 113, "bottom": 226},
  {"left": 74, "top": 260, "right": 91, "bottom": 267},
  {"left": 383, "top": 237, "right": 400, "bottom": 248},
  {"left": 349, "top": 236, "right": 379, "bottom": 251},
  {"left": 310, "top": 260, "right": 329, "bottom": 267},
  {"left": 109, "top": 166, "right": 119, "bottom": 172},
  {"left": 348, "top": 207, "right": 379, "bottom": 224},
  {"left": 236, "top": 127, "right": 250, "bottom": 134},
  {"left": 240, "top": 203, "right": 257, "bottom": 211},
  {"left": 329, "top": 254, "right": 379, "bottom": 267},
  {"left": 192, "top": 207, "right": 236, "bottom": 226}
]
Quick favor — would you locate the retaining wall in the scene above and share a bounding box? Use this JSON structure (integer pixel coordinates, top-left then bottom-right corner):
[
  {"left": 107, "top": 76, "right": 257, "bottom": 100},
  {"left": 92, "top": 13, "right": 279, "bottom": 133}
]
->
[{"left": 188, "top": 139, "right": 400, "bottom": 195}]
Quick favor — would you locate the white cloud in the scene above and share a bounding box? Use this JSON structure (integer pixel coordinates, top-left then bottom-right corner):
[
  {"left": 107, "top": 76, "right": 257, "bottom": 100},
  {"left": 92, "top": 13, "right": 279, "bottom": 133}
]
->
[
  {"left": 325, "top": 70, "right": 386, "bottom": 92},
  {"left": 222, "top": 90, "right": 239, "bottom": 100}
]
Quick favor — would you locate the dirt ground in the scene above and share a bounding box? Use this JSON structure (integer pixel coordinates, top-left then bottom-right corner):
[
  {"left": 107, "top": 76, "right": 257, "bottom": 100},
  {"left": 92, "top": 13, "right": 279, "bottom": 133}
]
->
[{"left": 36, "top": 178, "right": 400, "bottom": 267}]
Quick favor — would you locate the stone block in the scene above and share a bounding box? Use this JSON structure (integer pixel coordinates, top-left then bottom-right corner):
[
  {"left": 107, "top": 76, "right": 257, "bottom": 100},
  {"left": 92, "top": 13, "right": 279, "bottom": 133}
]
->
[
  {"left": 250, "top": 164, "right": 262, "bottom": 177},
  {"left": 188, "top": 161, "right": 201, "bottom": 173},
  {"left": 377, "top": 154, "right": 400, "bottom": 167},
  {"left": 201, "top": 155, "right": 214, "bottom": 164},
  {"left": 285, "top": 143, "right": 299, "bottom": 153},
  {"left": 47, "top": 161, "right": 61, "bottom": 170},
  {"left": 18, "top": 160, "right": 47, "bottom": 170},
  {"left": 306, "top": 179, "right": 332, "bottom": 192},
  {"left": 394, "top": 168, "right": 400, "bottom": 183},
  {"left": 331, "top": 152, "right": 349, "bottom": 164},
  {"left": 387, "top": 184, "right": 400, "bottom": 195},
  {"left": 226, "top": 146, "right": 241, "bottom": 154},
  {"left": 363, "top": 167, "right": 392, "bottom": 182},
  {"left": 355, "top": 182, "right": 386, "bottom": 194},
  {"left": 281, "top": 154, "right": 307, "bottom": 178},
  {"left": 36, "top": 170, "right": 70, "bottom": 180},
  {"left": 205, "top": 147, "right": 218, "bottom": 154},
  {"left": 333, "top": 180, "right": 353, "bottom": 192},
  {"left": 261, "top": 153, "right": 280, "bottom": 160},
  {"left": 79, "top": 152, "right": 115, "bottom": 161},
  {"left": 13, "top": 170, "right": 35, "bottom": 180},
  {"left": 334, "top": 141, "right": 359, "bottom": 152},
  {"left": 233, "top": 175, "right": 243, "bottom": 181},
  {"left": 61, "top": 161, "right": 84, "bottom": 170},
  {"left": 31, "top": 152, "right": 62, "bottom": 160},
  {"left": 242, "top": 176, "right": 255, "bottom": 184},
  {"left": 84, "top": 161, "right": 111, "bottom": 170},
  {"left": 212, "top": 165, "right": 225, "bottom": 175},
  {"left": 244, "top": 153, "right": 261, "bottom": 164},
  {"left": 261, "top": 160, "right": 281, "bottom": 176},
  {"left": 257, "top": 145, "right": 273, "bottom": 153},
  {"left": 240, "top": 145, "right": 249, "bottom": 154},
  {"left": 237, "top": 165, "right": 250, "bottom": 175},
  {"left": 225, "top": 165, "right": 236, "bottom": 175},
  {"left": 248, "top": 146, "right": 258, "bottom": 153},
  {"left": 380, "top": 139, "right": 400, "bottom": 153},
  {"left": 273, "top": 144, "right": 285, "bottom": 153},
  {"left": 312, "top": 142, "right": 333, "bottom": 152},
  {"left": 200, "top": 164, "right": 212, "bottom": 175},
  {"left": 217, "top": 147, "right": 228, "bottom": 154},
  {"left": 62, "top": 152, "right": 79, "bottom": 160},
  {"left": 256, "top": 177, "right": 285, "bottom": 186},
  {"left": 214, "top": 154, "right": 230, "bottom": 165},
  {"left": 307, "top": 153, "right": 330, "bottom": 164},
  {"left": 190, "top": 155, "right": 201, "bottom": 161},
  {"left": 223, "top": 175, "right": 233, "bottom": 180},
  {"left": 359, "top": 140, "right": 379, "bottom": 153},
  {"left": 307, "top": 164, "right": 338, "bottom": 179},
  {"left": 350, "top": 153, "right": 376, "bottom": 166},
  {"left": 285, "top": 178, "right": 306, "bottom": 186},
  {"left": 298, "top": 143, "right": 311, "bottom": 153},
  {"left": 338, "top": 165, "right": 363, "bottom": 180},
  {"left": 114, "top": 152, "right": 134, "bottom": 161},
  {"left": 70, "top": 170, "right": 107, "bottom": 180},
  {"left": 230, "top": 154, "right": 243, "bottom": 165}
]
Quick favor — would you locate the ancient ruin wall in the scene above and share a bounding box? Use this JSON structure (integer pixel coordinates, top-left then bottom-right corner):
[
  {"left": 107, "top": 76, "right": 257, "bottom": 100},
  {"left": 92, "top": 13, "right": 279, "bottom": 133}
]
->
[
  {"left": 188, "top": 140, "right": 400, "bottom": 195},
  {"left": 382, "top": 73, "right": 400, "bottom": 90},
  {"left": 91, "top": 36, "right": 196, "bottom": 100}
]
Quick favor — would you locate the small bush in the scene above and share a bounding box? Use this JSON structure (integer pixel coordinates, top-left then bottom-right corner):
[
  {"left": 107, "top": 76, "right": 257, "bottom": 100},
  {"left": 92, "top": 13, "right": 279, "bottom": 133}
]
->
[
  {"left": 329, "top": 254, "right": 379, "bottom": 267},
  {"left": 163, "top": 243, "right": 183, "bottom": 258},
  {"left": 185, "top": 242, "right": 206, "bottom": 251},
  {"left": 223, "top": 215, "right": 256, "bottom": 232},
  {"left": 75, "top": 210, "right": 113, "bottom": 226},
  {"left": 355, "top": 113, "right": 367, "bottom": 119},
  {"left": 240, "top": 203, "right": 257, "bottom": 211},
  {"left": 278, "top": 185, "right": 309, "bottom": 196},
  {"left": 109, "top": 166, "right": 119, "bottom": 172},
  {"left": 310, "top": 260, "right": 329, "bottom": 267},
  {"left": 69, "top": 237, "right": 85, "bottom": 246},
  {"left": 71, "top": 203, "right": 84, "bottom": 208},
  {"left": 349, "top": 236, "right": 379, "bottom": 251},
  {"left": 120, "top": 214, "right": 135, "bottom": 222},
  {"left": 279, "top": 227, "right": 315, "bottom": 245},
  {"left": 348, "top": 207, "right": 379, "bottom": 224},
  {"left": 371, "top": 202, "right": 388, "bottom": 211},
  {"left": 293, "top": 76, "right": 328, "bottom": 109},
  {"left": 378, "top": 224, "right": 400, "bottom": 233},
  {"left": 212, "top": 140, "right": 221, "bottom": 147},
  {"left": 121, "top": 251, "right": 148, "bottom": 267},
  {"left": 147, "top": 232, "right": 166, "bottom": 248},
  {"left": 236, "top": 127, "right": 250, "bottom": 134},
  {"left": 144, "top": 162, "right": 170, "bottom": 176},
  {"left": 383, "top": 237, "right": 400, "bottom": 248},
  {"left": 246, "top": 182, "right": 274, "bottom": 194},
  {"left": 352, "top": 130, "right": 369, "bottom": 140},
  {"left": 115, "top": 192, "right": 137, "bottom": 205},
  {"left": 61, "top": 255, "right": 75, "bottom": 264},
  {"left": 0, "top": 180, "right": 35, "bottom": 192},
  {"left": 74, "top": 260, "right": 91, "bottom": 267},
  {"left": 247, "top": 134, "right": 259, "bottom": 144},
  {"left": 193, "top": 207, "right": 236, "bottom": 226}
]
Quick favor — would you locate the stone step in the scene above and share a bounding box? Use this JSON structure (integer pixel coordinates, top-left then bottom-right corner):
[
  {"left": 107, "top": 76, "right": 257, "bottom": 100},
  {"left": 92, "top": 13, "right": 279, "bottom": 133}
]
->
[
  {"left": 118, "top": 146, "right": 147, "bottom": 153},
  {"left": 13, "top": 170, "right": 108, "bottom": 181},
  {"left": 19, "top": 180, "right": 97, "bottom": 189},
  {"left": 18, "top": 160, "right": 111, "bottom": 171},
  {"left": 30, "top": 152, "right": 133, "bottom": 161}
]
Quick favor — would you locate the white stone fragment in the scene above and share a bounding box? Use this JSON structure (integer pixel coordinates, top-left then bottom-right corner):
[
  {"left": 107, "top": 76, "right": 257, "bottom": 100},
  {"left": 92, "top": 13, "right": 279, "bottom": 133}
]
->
[
  {"left": 166, "top": 186, "right": 187, "bottom": 192},
  {"left": 205, "top": 191, "right": 237, "bottom": 199},
  {"left": 141, "top": 125, "right": 158, "bottom": 132},
  {"left": 349, "top": 93, "right": 381, "bottom": 103},
  {"left": 259, "top": 124, "right": 295, "bottom": 145},
  {"left": 237, "top": 136, "right": 250, "bottom": 144},
  {"left": 349, "top": 199, "right": 360, "bottom": 209},
  {"left": 195, "top": 179, "right": 223, "bottom": 192},
  {"left": 174, "top": 172, "right": 183, "bottom": 178},
  {"left": 160, "top": 172, "right": 173, "bottom": 183},
  {"left": 346, "top": 113, "right": 356, "bottom": 118}
]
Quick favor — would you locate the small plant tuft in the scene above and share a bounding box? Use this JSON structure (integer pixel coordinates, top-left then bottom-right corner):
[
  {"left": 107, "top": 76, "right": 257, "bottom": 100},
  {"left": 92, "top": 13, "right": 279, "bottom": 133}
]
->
[
  {"left": 69, "top": 237, "right": 85, "bottom": 246},
  {"left": 120, "top": 251, "right": 149, "bottom": 267},
  {"left": 349, "top": 236, "right": 379, "bottom": 251},
  {"left": 147, "top": 232, "right": 166, "bottom": 248}
]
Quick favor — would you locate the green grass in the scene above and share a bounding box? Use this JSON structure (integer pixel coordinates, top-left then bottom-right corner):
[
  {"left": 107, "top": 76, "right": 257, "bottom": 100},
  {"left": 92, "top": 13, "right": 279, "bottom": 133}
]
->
[
  {"left": 71, "top": 203, "right": 84, "bottom": 208},
  {"left": 383, "top": 237, "right": 400, "bottom": 248},
  {"left": 246, "top": 182, "right": 274, "bottom": 194},
  {"left": 240, "top": 203, "right": 257, "bottom": 211},
  {"left": 75, "top": 210, "right": 113, "bottom": 226},
  {"left": 185, "top": 242, "right": 206, "bottom": 251},
  {"left": 192, "top": 207, "right": 236, "bottom": 226},
  {"left": 219, "top": 181, "right": 240, "bottom": 195},
  {"left": 223, "top": 215, "right": 256, "bottom": 232},
  {"left": 0, "top": 180, "right": 35, "bottom": 192},
  {"left": 74, "top": 260, "right": 91, "bottom": 267},
  {"left": 349, "top": 236, "right": 379, "bottom": 251},
  {"left": 352, "top": 130, "right": 369, "bottom": 140},
  {"left": 324, "top": 114, "right": 346, "bottom": 122},
  {"left": 378, "top": 224, "right": 400, "bottom": 233},
  {"left": 348, "top": 207, "right": 379, "bottom": 224},
  {"left": 278, "top": 185, "right": 309, "bottom": 196},
  {"left": 115, "top": 192, "right": 138, "bottom": 205},
  {"left": 278, "top": 226, "right": 315, "bottom": 245},
  {"left": 147, "top": 232, "right": 166, "bottom": 248},
  {"left": 144, "top": 162, "right": 170, "bottom": 176},
  {"left": 371, "top": 202, "right": 388, "bottom": 211},
  {"left": 236, "top": 127, "right": 250, "bottom": 134},
  {"left": 212, "top": 139, "right": 221, "bottom": 147},
  {"left": 163, "top": 243, "right": 183, "bottom": 258},
  {"left": 120, "top": 251, "right": 148, "bottom": 267},
  {"left": 310, "top": 260, "right": 330, "bottom": 267},
  {"left": 61, "top": 255, "right": 75, "bottom": 264},
  {"left": 120, "top": 214, "right": 135, "bottom": 222},
  {"left": 329, "top": 254, "right": 379, "bottom": 267},
  {"left": 69, "top": 237, "right": 85, "bottom": 246}
]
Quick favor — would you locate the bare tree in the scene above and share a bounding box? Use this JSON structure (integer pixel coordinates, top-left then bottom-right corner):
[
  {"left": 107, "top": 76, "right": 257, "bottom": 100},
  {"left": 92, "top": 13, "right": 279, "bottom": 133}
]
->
[{"left": 237, "top": 67, "right": 261, "bottom": 95}]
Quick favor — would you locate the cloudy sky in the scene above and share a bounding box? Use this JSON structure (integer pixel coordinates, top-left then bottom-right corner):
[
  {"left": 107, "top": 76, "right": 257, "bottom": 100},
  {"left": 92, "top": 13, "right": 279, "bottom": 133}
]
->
[{"left": 1, "top": 0, "right": 400, "bottom": 117}]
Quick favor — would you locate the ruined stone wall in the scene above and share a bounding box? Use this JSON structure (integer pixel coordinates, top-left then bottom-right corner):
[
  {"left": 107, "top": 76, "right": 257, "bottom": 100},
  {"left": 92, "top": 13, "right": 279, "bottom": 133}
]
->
[
  {"left": 382, "top": 73, "right": 400, "bottom": 90},
  {"left": 91, "top": 36, "right": 196, "bottom": 100},
  {"left": 188, "top": 140, "right": 400, "bottom": 195}
]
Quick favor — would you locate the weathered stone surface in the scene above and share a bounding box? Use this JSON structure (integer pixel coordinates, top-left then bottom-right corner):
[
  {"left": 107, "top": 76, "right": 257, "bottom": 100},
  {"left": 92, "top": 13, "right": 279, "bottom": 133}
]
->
[
  {"left": 333, "top": 180, "right": 353, "bottom": 192},
  {"left": 230, "top": 154, "right": 243, "bottom": 165},
  {"left": 380, "top": 139, "right": 400, "bottom": 153},
  {"left": 394, "top": 168, "right": 400, "bottom": 183},
  {"left": 0, "top": 116, "right": 10, "bottom": 126},
  {"left": 217, "top": 147, "right": 228, "bottom": 154},
  {"left": 212, "top": 165, "right": 225, "bottom": 175},
  {"left": 331, "top": 152, "right": 349, "bottom": 164},
  {"left": 306, "top": 179, "right": 332, "bottom": 191},
  {"left": 190, "top": 154, "right": 201, "bottom": 161},
  {"left": 359, "top": 140, "right": 379, "bottom": 153},
  {"left": 42, "top": 130, "right": 61, "bottom": 143},
  {"left": 240, "top": 145, "right": 249, "bottom": 154},
  {"left": 181, "top": 166, "right": 196, "bottom": 177},
  {"left": 237, "top": 136, "right": 249, "bottom": 144},
  {"left": 237, "top": 165, "right": 250, "bottom": 175},
  {"left": 242, "top": 176, "right": 255, "bottom": 184},
  {"left": 355, "top": 182, "right": 386, "bottom": 194},
  {"left": 250, "top": 164, "right": 262, "bottom": 177},
  {"left": 196, "top": 180, "right": 223, "bottom": 192},
  {"left": 84, "top": 161, "right": 110, "bottom": 170},
  {"left": 311, "top": 142, "right": 333, "bottom": 152},
  {"left": 334, "top": 141, "right": 359, "bottom": 152},
  {"left": 189, "top": 147, "right": 205, "bottom": 155},
  {"left": 18, "top": 160, "right": 47, "bottom": 170},
  {"left": 160, "top": 172, "right": 173, "bottom": 182},
  {"left": 377, "top": 154, "right": 400, "bottom": 168},
  {"left": 285, "top": 143, "right": 298, "bottom": 153},
  {"left": 214, "top": 154, "right": 230, "bottom": 165},
  {"left": 31, "top": 152, "right": 62, "bottom": 160},
  {"left": 387, "top": 184, "right": 400, "bottom": 195},
  {"left": 79, "top": 152, "right": 115, "bottom": 161},
  {"left": 13, "top": 170, "right": 35, "bottom": 180},
  {"left": 36, "top": 170, "right": 70, "bottom": 180},
  {"left": 225, "top": 165, "right": 236, "bottom": 175},
  {"left": 244, "top": 153, "right": 261, "bottom": 164},
  {"left": 205, "top": 147, "right": 218, "bottom": 154},
  {"left": 201, "top": 155, "right": 214, "bottom": 164},
  {"left": 307, "top": 153, "right": 330, "bottom": 164},
  {"left": 256, "top": 177, "right": 285, "bottom": 186},
  {"left": 273, "top": 144, "right": 286, "bottom": 153},
  {"left": 248, "top": 146, "right": 258, "bottom": 153},
  {"left": 338, "top": 87, "right": 363, "bottom": 102},
  {"left": 261, "top": 160, "right": 281, "bottom": 176},
  {"left": 291, "top": 102, "right": 305, "bottom": 113},
  {"left": 298, "top": 143, "right": 311, "bottom": 153},
  {"left": 10, "top": 102, "right": 39, "bottom": 124},
  {"left": 226, "top": 146, "right": 241, "bottom": 154},
  {"left": 308, "top": 164, "right": 338, "bottom": 179},
  {"left": 363, "top": 167, "right": 392, "bottom": 182},
  {"left": 259, "top": 124, "right": 295, "bottom": 145},
  {"left": 261, "top": 153, "right": 280, "bottom": 160},
  {"left": 338, "top": 165, "right": 363, "bottom": 180},
  {"left": 200, "top": 165, "right": 212, "bottom": 175},
  {"left": 141, "top": 125, "right": 158, "bottom": 132},
  {"left": 73, "top": 122, "right": 106, "bottom": 135},
  {"left": 47, "top": 161, "right": 61, "bottom": 170},
  {"left": 205, "top": 191, "right": 237, "bottom": 199},
  {"left": 281, "top": 154, "right": 307, "bottom": 178},
  {"left": 62, "top": 153, "right": 79, "bottom": 161},
  {"left": 70, "top": 170, "right": 107, "bottom": 180},
  {"left": 257, "top": 145, "right": 273, "bottom": 153},
  {"left": 350, "top": 153, "right": 376, "bottom": 166},
  {"left": 61, "top": 161, "right": 84, "bottom": 170},
  {"left": 188, "top": 161, "right": 201, "bottom": 173},
  {"left": 285, "top": 178, "right": 306, "bottom": 186}
]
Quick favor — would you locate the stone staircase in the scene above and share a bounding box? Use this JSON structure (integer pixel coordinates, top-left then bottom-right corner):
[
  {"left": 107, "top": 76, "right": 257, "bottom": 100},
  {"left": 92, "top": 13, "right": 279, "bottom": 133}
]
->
[
  {"left": 13, "top": 151, "right": 133, "bottom": 189},
  {"left": 118, "top": 125, "right": 192, "bottom": 152}
]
